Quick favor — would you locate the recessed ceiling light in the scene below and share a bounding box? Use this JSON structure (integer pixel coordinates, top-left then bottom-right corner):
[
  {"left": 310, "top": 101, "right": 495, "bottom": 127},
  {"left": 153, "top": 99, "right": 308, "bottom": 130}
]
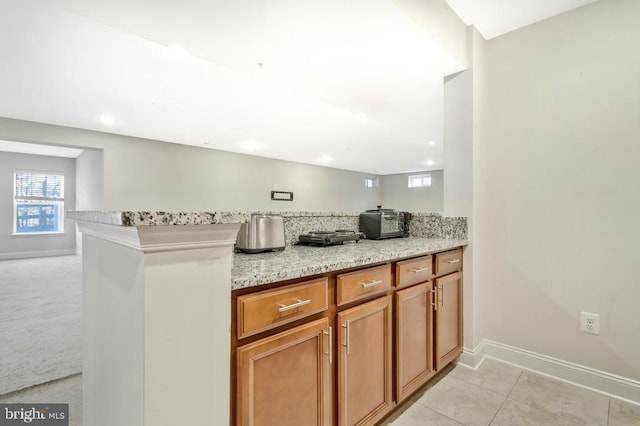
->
[
  {"left": 100, "top": 115, "right": 115, "bottom": 126},
  {"left": 319, "top": 155, "right": 333, "bottom": 164},
  {"left": 428, "top": 140, "right": 436, "bottom": 146},
  {"left": 426, "top": 160, "right": 435, "bottom": 166}
]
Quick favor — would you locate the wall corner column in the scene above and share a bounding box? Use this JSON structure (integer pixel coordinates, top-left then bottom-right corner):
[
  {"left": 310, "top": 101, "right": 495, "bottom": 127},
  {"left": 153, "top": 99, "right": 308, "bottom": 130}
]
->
[{"left": 77, "top": 222, "right": 240, "bottom": 426}]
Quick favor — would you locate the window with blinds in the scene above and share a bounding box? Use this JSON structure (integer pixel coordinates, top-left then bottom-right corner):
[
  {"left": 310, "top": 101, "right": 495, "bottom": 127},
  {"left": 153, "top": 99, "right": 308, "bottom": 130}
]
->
[{"left": 13, "top": 172, "right": 65, "bottom": 234}]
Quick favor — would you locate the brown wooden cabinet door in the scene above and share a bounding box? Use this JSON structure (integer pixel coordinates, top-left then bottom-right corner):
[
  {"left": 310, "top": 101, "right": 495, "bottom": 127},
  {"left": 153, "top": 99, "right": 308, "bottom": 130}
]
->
[
  {"left": 337, "top": 296, "right": 392, "bottom": 426},
  {"left": 236, "top": 318, "right": 332, "bottom": 426},
  {"left": 395, "top": 282, "right": 435, "bottom": 403},
  {"left": 434, "top": 272, "right": 463, "bottom": 370}
]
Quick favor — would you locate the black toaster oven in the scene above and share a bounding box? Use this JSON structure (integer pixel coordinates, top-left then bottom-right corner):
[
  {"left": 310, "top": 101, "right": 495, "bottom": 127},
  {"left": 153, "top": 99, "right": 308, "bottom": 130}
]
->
[{"left": 359, "top": 209, "right": 411, "bottom": 240}]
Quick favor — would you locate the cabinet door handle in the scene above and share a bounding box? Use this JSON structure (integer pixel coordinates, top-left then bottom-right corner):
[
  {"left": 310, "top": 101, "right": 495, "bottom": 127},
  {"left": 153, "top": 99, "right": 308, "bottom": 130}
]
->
[
  {"left": 323, "top": 326, "right": 333, "bottom": 364},
  {"left": 431, "top": 288, "right": 437, "bottom": 311},
  {"left": 341, "top": 321, "right": 351, "bottom": 355},
  {"left": 411, "top": 266, "right": 430, "bottom": 273},
  {"left": 439, "top": 284, "right": 444, "bottom": 306},
  {"left": 278, "top": 298, "right": 311, "bottom": 312},
  {"left": 360, "top": 279, "right": 383, "bottom": 289},
  {"left": 447, "top": 258, "right": 461, "bottom": 264}
]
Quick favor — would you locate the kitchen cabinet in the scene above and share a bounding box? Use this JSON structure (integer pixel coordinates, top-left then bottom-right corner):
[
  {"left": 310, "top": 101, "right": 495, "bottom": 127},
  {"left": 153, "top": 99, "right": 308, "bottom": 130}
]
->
[
  {"left": 336, "top": 264, "right": 391, "bottom": 306},
  {"left": 337, "top": 295, "right": 392, "bottom": 426},
  {"left": 395, "top": 255, "right": 433, "bottom": 289},
  {"left": 231, "top": 244, "right": 464, "bottom": 426},
  {"left": 394, "top": 282, "right": 435, "bottom": 403},
  {"left": 434, "top": 265, "right": 463, "bottom": 369},
  {"left": 236, "top": 317, "right": 332, "bottom": 426},
  {"left": 236, "top": 277, "right": 328, "bottom": 339}
]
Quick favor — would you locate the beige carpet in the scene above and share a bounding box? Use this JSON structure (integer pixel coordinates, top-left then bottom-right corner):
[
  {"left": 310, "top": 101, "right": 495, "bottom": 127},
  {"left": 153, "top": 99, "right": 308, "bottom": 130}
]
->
[
  {"left": 0, "top": 255, "right": 82, "bottom": 395},
  {"left": 0, "top": 374, "right": 82, "bottom": 426}
]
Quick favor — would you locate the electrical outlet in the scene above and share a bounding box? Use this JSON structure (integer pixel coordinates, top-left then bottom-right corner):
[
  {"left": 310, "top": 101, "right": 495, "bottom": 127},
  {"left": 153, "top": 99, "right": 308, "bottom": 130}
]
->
[{"left": 580, "top": 312, "right": 600, "bottom": 335}]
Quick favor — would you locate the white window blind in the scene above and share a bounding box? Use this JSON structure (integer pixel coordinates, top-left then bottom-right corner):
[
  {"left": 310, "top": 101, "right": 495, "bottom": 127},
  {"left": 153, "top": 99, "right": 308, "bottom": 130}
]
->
[{"left": 14, "top": 172, "right": 65, "bottom": 234}]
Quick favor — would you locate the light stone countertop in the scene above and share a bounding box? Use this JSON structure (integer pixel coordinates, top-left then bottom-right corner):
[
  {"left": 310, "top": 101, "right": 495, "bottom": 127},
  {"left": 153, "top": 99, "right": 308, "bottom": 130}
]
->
[
  {"left": 66, "top": 211, "right": 250, "bottom": 226},
  {"left": 231, "top": 237, "right": 468, "bottom": 290},
  {"left": 67, "top": 211, "right": 467, "bottom": 290}
]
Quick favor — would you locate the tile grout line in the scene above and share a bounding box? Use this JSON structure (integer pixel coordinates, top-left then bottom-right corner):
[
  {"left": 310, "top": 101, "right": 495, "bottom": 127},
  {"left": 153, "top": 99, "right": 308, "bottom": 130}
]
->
[
  {"left": 607, "top": 398, "right": 611, "bottom": 426},
  {"left": 487, "top": 378, "right": 522, "bottom": 425},
  {"left": 425, "top": 406, "right": 466, "bottom": 426},
  {"left": 505, "top": 370, "right": 612, "bottom": 426},
  {"left": 504, "top": 370, "right": 524, "bottom": 399},
  {"left": 417, "top": 375, "right": 508, "bottom": 426},
  {"left": 487, "top": 370, "right": 525, "bottom": 425}
]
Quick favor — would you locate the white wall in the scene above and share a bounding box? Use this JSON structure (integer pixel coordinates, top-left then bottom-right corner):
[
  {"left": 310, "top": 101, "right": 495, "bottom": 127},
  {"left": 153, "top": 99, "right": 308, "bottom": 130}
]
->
[
  {"left": 381, "top": 170, "right": 444, "bottom": 212},
  {"left": 0, "top": 117, "right": 382, "bottom": 212},
  {"left": 0, "top": 151, "right": 76, "bottom": 258},
  {"left": 76, "top": 149, "right": 104, "bottom": 211},
  {"left": 474, "top": 0, "right": 640, "bottom": 380},
  {"left": 392, "top": 0, "right": 468, "bottom": 68},
  {"left": 443, "top": 27, "right": 481, "bottom": 348}
]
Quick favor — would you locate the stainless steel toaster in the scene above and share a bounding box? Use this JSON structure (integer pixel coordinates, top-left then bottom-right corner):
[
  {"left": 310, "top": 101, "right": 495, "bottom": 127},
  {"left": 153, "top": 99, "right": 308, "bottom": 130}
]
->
[{"left": 235, "top": 214, "right": 286, "bottom": 253}]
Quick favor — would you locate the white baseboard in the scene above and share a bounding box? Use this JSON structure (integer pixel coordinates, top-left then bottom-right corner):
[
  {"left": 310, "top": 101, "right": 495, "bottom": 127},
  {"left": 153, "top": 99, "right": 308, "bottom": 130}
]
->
[
  {"left": 457, "top": 339, "right": 640, "bottom": 405},
  {"left": 0, "top": 249, "right": 77, "bottom": 260}
]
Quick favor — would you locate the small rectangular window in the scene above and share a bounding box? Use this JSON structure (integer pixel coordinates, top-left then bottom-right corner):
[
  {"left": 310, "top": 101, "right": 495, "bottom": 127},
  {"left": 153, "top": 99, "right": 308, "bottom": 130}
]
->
[
  {"left": 408, "top": 174, "right": 431, "bottom": 188},
  {"left": 13, "top": 171, "right": 65, "bottom": 234},
  {"left": 365, "top": 177, "right": 378, "bottom": 188}
]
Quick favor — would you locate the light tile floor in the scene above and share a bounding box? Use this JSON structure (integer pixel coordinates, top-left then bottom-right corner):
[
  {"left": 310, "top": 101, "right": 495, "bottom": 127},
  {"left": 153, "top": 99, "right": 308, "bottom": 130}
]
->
[
  {"left": 383, "top": 359, "right": 640, "bottom": 426},
  {"left": 1, "top": 359, "right": 639, "bottom": 426}
]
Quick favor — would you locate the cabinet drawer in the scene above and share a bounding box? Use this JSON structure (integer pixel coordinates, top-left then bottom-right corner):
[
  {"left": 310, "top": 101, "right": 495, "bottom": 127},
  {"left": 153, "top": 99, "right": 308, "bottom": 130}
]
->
[
  {"left": 396, "top": 255, "right": 433, "bottom": 288},
  {"left": 237, "top": 278, "right": 328, "bottom": 339},
  {"left": 435, "top": 249, "right": 463, "bottom": 276},
  {"left": 337, "top": 264, "right": 391, "bottom": 306}
]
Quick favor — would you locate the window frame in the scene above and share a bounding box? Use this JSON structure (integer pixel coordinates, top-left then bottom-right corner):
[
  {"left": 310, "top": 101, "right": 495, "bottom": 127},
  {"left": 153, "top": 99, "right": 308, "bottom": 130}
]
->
[
  {"left": 364, "top": 177, "right": 379, "bottom": 188},
  {"left": 407, "top": 173, "right": 432, "bottom": 189},
  {"left": 13, "top": 170, "right": 65, "bottom": 235}
]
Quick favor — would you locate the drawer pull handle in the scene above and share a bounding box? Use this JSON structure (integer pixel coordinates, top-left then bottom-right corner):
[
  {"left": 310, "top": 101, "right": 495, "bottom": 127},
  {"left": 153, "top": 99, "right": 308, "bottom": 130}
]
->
[
  {"left": 278, "top": 298, "right": 311, "bottom": 312},
  {"left": 360, "top": 279, "right": 383, "bottom": 289},
  {"left": 446, "top": 258, "right": 461, "bottom": 264},
  {"left": 411, "top": 266, "right": 430, "bottom": 273}
]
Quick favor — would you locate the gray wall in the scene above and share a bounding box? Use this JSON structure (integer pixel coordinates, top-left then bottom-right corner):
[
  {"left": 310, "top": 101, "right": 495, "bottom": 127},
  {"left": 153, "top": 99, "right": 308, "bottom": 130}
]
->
[
  {"left": 0, "top": 118, "right": 382, "bottom": 212},
  {"left": 76, "top": 149, "right": 104, "bottom": 211},
  {"left": 381, "top": 170, "right": 444, "bottom": 213},
  {"left": 0, "top": 152, "right": 76, "bottom": 259},
  {"left": 474, "top": 0, "right": 640, "bottom": 381}
]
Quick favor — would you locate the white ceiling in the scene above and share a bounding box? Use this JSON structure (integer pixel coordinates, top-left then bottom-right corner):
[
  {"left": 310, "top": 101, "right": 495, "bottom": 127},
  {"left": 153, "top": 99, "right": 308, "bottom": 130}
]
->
[
  {"left": 0, "top": 0, "right": 596, "bottom": 174},
  {"left": 444, "top": 0, "right": 599, "bottom": 40}
]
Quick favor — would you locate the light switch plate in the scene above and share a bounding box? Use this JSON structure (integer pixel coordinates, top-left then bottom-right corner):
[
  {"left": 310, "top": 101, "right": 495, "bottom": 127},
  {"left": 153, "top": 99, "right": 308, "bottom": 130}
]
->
[{"left": 271, "top": 190, "right": 293, "bottom": 201}]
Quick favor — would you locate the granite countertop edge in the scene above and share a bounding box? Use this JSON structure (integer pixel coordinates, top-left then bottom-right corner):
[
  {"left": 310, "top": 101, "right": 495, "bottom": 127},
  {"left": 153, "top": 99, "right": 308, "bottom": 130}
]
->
[
  {"left": 65, "top": 210, "right": 375, "bottom": 226},
  {"left": 231, "top": 238, "right": 468, "bottom": 290},
  {"left": 66, "top": 210, "right": 456, "bottom": 227},
  {"left": 66, "top": 211, "right": 251, "bottom": 226}
]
